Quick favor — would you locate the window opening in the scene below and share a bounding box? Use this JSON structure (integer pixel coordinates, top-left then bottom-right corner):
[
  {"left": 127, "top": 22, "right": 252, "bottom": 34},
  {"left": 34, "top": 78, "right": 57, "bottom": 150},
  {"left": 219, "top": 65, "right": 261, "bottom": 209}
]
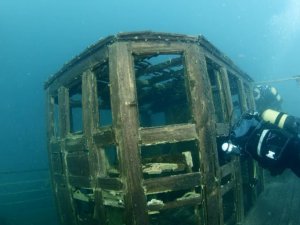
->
[
  {"left": 228, "top": 74, "right": 242, "bottom": 123},
  {"left": 69, "top": 82, "right": 83, "bottom": 133},
  {"left": 141, "top": 141, "right": 199, "bottom": 179},
  {"left": 133, "top": 53, "right": 191, "bottom": 127},
  {"left": 104, "top": 145, "right": 120, "bottom": 178},
  {"left": 207, "top": 62, "right": 225, "bottom": 123},
  {"left": 94, "top": 61, "right": 112, "bottom": 127}
]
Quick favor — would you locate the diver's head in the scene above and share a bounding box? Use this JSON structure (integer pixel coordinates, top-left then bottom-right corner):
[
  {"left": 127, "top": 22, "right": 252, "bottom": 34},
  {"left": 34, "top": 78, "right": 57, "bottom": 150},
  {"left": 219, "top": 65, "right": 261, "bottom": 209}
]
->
[{"left": 254, "top": 85, "right": 282, "bottom": 113}]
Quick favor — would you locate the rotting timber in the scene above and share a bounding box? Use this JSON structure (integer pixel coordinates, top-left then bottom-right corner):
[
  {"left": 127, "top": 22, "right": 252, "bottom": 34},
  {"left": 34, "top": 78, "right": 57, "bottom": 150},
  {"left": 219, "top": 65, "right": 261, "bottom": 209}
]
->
[{"left": 45, "top": 31, "right": 264, "bottom": 225}]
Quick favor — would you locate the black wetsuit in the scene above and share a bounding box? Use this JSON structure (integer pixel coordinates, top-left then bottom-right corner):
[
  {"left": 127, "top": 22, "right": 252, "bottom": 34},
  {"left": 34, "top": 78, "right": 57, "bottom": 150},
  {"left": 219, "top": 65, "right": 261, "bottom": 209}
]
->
[{"left": 230, "top": 112, "right": 300, "bottom": 177}]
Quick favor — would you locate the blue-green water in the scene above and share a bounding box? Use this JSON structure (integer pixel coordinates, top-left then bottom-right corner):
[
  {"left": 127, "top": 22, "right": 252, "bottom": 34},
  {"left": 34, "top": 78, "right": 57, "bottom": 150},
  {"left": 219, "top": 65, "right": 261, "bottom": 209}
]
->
[{"left": 1, "top": 0, "right": 300, "bottom": 224}]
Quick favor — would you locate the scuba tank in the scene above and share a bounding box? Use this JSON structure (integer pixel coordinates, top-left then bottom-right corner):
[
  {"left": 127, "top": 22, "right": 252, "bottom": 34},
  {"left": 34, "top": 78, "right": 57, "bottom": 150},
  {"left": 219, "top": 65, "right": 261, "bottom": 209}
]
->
[{"left": 261, "top": 109, "right": 300, "bottom": 136}]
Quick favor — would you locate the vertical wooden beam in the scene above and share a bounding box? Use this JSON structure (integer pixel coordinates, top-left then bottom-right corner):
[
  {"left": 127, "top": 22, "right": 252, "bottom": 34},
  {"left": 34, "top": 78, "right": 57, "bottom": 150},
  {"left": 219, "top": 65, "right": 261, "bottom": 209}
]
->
[
  {"left": 46, "top": 89, "right": 55, "bottom": 141},
  {"left": 218, "top": 67, "right": 233, "bottom": 122},
  {"left": 82, "top": 70, "right": 107, "bottom": 222},
  {"left": 109, "top": 42, "right": 148, "bottom": 225},
  {"left": 248, "top": 82, "right": 256, "bottom": 110},
  {"left": 219, "top": 72, "right": 245, "bottom": 224},
  {"left": 185, "top": 44, "right": 222, "bottom": 225},
  {"left": 216, "top": 69, "right": 228, "bottom": 122},
  {"left": 58, "top": 87, "right": 70, "bottom": 138},
  {"left": 45, "top": 89, "right": 62, "bottom": 221},
  {"left": 233, "top": 156, "right": 245, "bottom": 224},
  {"left": 237, "top": 80, "right": 248, "bottom": 112},
  {"left": 57, "top": 86, "right": 78, "bottom": 225},
  {"left": 235, "top": 80, "right": 248, "bottom": 224},
  {"left": 82, "top": 70, "right": 99, "bottom": 134}
]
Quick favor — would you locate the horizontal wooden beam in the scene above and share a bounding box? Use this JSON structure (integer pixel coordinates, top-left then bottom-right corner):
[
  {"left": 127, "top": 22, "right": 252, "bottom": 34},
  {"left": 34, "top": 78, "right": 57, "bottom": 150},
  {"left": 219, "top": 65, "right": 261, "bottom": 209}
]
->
[
  {"left": 143, "top": 172, "right": 201, "bottom": 194},
  {"left": 139, "top": 124, "right": 197, "bottom": 146},
  {"left": 221, "top": 179, "right": 235, "bottom": 196},
  {"left": 97, "top": 177, "right": 123, "bottom": 191},
  {"left": 147, "top": 195, "right": 202, "bottom": 212},
  {"left": 220, "top": 162, "right": 234, "bottom": 178},
  {"left": 65, "top": 135, "right": 86, "bottom": 152},
  {"left": 93, "top": 127, "right": 115, "bottom": 147}
]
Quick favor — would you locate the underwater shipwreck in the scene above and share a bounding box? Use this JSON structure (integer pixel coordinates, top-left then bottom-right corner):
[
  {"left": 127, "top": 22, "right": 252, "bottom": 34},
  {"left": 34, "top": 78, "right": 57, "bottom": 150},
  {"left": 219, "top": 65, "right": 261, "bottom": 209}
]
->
[{"left": 44, "top": 31, "right": 264, "bottom": 225}]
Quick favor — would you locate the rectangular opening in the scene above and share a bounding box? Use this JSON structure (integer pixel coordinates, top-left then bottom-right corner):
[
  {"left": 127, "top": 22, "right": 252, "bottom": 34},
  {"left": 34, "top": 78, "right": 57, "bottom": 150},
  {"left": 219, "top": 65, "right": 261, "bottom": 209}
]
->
[
  {"left": 228, "top": 73, "right": 243, "bottom": 123},
  {"left": 94, "top": 60, "right": 113, "bottom": 127},
  {"left": 141, "top": 141, "right": 200, "bottom": 179},
  {"left": 206, "top": 61, "right": 225, "bottom": 123},
  {"left": 73, "top": 188, "right": 95, "bottom": 222},
  {"left": 69, "top": 82, "right": 83, "bottom": 134},
  {"left": 104, "top": 145, "right": 120, "bottom": 178},
  {"left": 133, "top": 53, "right": 191, "bottom": 127}
]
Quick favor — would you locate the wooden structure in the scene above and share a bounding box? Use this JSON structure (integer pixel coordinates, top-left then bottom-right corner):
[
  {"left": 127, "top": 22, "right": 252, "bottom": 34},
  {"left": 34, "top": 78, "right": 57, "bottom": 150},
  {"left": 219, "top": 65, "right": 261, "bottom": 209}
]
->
[{"left": 45, "top": 31, "right": 264, "bottom": 225}]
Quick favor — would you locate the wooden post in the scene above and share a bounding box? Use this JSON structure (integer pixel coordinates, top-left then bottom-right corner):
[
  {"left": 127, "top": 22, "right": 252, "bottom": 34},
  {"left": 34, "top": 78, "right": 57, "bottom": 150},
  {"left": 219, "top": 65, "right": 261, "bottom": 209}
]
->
[
  {"left": 57, "top": 86, "right": 78, "bottom": 225},
  {"left": 218, "top": 67, "right": 233, "bottom": 122},
  {"left": 82, "top": 70, "right": 107, "bottom": 223},
  {"left": 58, "top": 87, "right": 70, "bottom": 138},
  {"left": 185, "top": 44, "right": 222, "bottom": 225},
  {"left": 237, "top": 80, "right": 248, "bottom": 112},
  {"left": 109, "top": 42, "right": 148, "bottom": 225}
]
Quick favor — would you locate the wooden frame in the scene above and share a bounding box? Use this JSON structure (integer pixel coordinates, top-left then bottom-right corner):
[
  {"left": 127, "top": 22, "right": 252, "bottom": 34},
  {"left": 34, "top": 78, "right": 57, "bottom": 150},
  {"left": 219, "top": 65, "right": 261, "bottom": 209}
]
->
[{"left": 45, "top": 31, "right": 262, "bottom": 225}]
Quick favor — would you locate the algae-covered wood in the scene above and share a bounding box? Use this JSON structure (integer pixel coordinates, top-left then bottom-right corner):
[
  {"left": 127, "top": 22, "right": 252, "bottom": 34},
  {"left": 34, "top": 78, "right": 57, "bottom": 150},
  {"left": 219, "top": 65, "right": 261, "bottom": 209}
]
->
[{"left": 45, "top": 31, "right": 259, "bottom": 225}]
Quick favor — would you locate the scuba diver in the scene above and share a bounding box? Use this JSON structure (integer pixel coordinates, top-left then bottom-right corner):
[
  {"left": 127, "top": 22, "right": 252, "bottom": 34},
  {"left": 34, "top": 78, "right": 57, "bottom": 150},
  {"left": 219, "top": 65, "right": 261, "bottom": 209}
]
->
[
  {"left": 253, "top": 84, "right": 282, "bottom": 113},
  {"left": 222, "top": 109, "right": 300, "bottom": 177}
]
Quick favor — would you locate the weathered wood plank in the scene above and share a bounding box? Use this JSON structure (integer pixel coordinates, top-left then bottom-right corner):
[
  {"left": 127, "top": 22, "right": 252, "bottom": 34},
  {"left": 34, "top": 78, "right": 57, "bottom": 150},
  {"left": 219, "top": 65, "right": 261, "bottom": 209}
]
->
[
  {"left": 46, "top": 90, "right": 55, "bottom": 139},
  {"left": 109, "top": 42, "right": 149, "bottom": 225},
  {"left": 147, "top": 196, "right": 202, "bottom": 212},
  {"left": 65, "top": 135, "right": 86, "bottom": 152},
  {"left": 118, "top": 31, "right": 197, "bottom": 43},
  {"left": 93, "top": 127, "right": 115, "bottom": 147},
  {"left": 51, "top": 153, "right": 63, "bottom": 174},
  {"left": 97, "top": 177, "right": 123, "bottom": 190},
  {"left": 185, "top": 44, "right": 222, "bottom": 225},
  {"left": 216, "top": 123, "right": 230, "bottom": 137},
  {"left": 214, "top": 69, "right": 229, "bottom": 122},
  {"left": 82, "top": 69, "right": 108, "bottom": 178},
  {"left": 53, "top": 174, "right": 67, "bottom": 186},
  {"left": 55, "top": 186, "right": 78, "bottom": 225},
  {"left": 130, "top": 41, "right": 187, "bottom": 55},
  {"left": 66, "top": 152, "right": 90, "bottom": 177},
  {"left": 219, "top": 67, "right": 234, "bottom": 122},
  {"left": 237, "top": 79, "right": 248, "bottom": 112},
  {"left": 220, "top": 162, "right": 234, "bottom": 178},
  {"left": 46, "top": 41, "right": 111, "bottom": 94},
  {"left": 58, "top": 86, "right": 70, "bottom": 138},
  {"left": 50, "top": 141, "right": 61, "bottom": 153},
  {"left": 143, "top": 172, "right": 201, "bottom": 194},
  {"left": 82, "top": 70, "right": 99, "bottom": 134},
  {"left": 198, "top": 35, "right": 253, "bottom": 83},
  {"left": 232, "top": 157, "right": 245, "bottom": 223},
  {"left": 139, "top": 124, "right": 197, "bottom": 146},
  {"left": 221, "top": 179, "right": 235, "bottom": 196}
]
